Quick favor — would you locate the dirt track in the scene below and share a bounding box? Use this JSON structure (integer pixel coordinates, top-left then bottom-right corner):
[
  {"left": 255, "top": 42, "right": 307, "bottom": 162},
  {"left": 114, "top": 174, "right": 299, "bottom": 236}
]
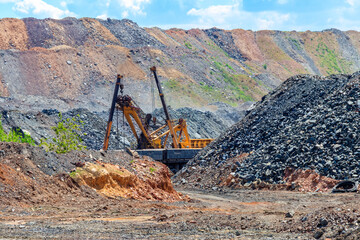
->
[{"left": 0, "top": 188, "right": 359, "bottom": 239}]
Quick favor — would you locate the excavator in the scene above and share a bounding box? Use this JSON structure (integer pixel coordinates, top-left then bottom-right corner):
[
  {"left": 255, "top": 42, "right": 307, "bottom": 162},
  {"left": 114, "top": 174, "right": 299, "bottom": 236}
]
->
[{"left": 102, "top": 66, "right": 213, "bottom": 171}]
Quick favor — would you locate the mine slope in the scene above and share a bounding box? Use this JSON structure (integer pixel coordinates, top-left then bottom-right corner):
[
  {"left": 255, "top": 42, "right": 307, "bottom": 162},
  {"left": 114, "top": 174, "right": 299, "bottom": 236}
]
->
[
  {"left": 175, "top": 72, "right": 360, "bottom": 187},
  {"left": 1, "top": 18, "right": 360, "bottom": 114},
  {"left": 1, "top": 17, "right": 360, "bottom": 239},
  {"left": 2, "top": 17, "right": 360, "bottom": 148}
]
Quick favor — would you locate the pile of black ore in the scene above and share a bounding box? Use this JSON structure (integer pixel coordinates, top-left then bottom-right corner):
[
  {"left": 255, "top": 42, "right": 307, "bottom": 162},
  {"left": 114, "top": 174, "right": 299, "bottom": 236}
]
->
[{"left": 175, "top": 72, "right": 360, "bottom": 186}]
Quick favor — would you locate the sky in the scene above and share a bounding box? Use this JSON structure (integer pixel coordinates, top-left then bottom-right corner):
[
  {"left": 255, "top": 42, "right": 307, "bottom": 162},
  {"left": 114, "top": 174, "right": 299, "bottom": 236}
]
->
[{"left": 0, "top": 0, "right": 359, "bottom": 31}]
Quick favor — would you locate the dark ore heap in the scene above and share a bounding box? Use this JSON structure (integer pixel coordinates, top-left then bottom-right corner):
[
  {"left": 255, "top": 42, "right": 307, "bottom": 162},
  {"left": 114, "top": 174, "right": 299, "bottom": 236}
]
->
[{"left": 175, "top": 72, "right": 360, "bottom": 186}]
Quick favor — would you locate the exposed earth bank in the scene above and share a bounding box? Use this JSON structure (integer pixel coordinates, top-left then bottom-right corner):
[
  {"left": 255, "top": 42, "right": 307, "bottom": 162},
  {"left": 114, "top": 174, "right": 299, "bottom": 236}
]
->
[{"left": 0, "top": 142, "right": 184, "bottom": 205}]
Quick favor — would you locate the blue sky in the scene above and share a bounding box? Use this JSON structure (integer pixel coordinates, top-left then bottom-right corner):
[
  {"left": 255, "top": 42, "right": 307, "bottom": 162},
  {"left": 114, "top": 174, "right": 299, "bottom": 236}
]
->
[{"left": 0, "top": 0, "right": 359, "bottom": 31}]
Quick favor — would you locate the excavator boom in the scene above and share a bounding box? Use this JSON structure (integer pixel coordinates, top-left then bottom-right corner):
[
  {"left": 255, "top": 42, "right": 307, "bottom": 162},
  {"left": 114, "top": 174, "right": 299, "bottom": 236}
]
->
[
  {"left": 150, "top": 66, "right": 179, "bottom": 148},
  {"left": 103, "top": 69, "right": 213, "bottom": 172},
  {"left": 103, "top": 74, "right": 123, "bottom": 151}
]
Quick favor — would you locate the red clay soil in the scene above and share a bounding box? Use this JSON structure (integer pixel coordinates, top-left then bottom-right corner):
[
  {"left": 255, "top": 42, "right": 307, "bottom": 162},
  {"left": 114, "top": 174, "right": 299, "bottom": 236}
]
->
[
  {"left": 0, "top": 142, "right": 186, "bottom": 206},
  {"left": 181, "top": 153, "right": 340, "bottom": 193},
  {"left": 71, "top": 159, "right": 188, "bottom": 202},
  {"left": 283, "top": 167, "right": 339, "bottom": 192},
  {"left": 220, "top": 166, "right": 340, "bottom": 192}
]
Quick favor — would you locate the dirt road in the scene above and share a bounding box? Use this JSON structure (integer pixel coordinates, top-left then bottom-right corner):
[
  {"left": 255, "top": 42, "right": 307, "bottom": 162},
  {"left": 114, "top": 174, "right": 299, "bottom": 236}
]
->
[{"left": 0, "top": 188, "right": 359, "bottom": 239}]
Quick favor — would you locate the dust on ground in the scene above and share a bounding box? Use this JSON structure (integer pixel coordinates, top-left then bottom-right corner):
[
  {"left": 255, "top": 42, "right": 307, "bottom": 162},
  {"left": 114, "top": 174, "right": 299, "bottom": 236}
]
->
[
  {"left": 0, "top": 142, "right": 359, "bottom": 239},
  {"left": 0, "top": 188, "right": 359, "bottom": 239}
]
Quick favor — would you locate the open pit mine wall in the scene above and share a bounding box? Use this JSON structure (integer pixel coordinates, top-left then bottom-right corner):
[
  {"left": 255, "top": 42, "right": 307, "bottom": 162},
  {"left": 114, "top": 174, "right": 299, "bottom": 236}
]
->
[{"left": 0, "top": 17, "right": 360, "bottom": 112}]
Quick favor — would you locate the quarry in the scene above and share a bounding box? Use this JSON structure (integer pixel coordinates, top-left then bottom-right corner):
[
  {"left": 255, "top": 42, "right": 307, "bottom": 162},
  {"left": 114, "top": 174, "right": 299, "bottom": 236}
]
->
[{"left": 0, "top": 17, "right": 359, "bottom": 239}]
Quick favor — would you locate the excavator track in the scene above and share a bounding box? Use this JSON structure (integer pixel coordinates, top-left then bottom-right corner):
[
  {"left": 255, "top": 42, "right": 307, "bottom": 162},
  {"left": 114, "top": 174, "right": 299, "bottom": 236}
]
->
[{"left": 137, "top": 148, "right": 201, "bottom": 172}]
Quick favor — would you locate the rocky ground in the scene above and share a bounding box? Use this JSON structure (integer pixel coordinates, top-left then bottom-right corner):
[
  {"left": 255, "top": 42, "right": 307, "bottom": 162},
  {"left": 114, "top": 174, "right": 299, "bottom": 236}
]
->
[
  {"left": 1, "top": 186, "right": 360, "bottom": 239},
  {"left": 0, "top": 126, "right": 359, "bottom": 239}
]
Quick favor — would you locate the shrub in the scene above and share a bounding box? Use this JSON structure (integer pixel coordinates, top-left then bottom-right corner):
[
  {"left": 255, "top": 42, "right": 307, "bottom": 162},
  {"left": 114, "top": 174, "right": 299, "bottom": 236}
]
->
[
  {"left": 0, "top": 116, "right": 35, "bottom": 145},
  {"left": 40, "top": 113, "right": 86, "bottom": 153}
]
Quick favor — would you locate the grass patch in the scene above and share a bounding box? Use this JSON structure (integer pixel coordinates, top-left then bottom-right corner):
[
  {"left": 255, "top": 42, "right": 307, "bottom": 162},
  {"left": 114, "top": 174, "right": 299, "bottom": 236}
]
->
[
  {"left": 214, "top": 61, "right": 223, "bottom": 69},
  {"left": 0, "top": 116, "right": 36, "bottom": 145},
  {"left": 184, "top": 41, "right": 192, "bottom": 50},
  {"left": 206, "top": 40, "right": 229, "bottom": 57},
  {"left": 200, "top": 83, "right": 214, "bottom": 92},
  {"left": 315, "top": 42, "right": 349, "bottom": 74},
  {"left": 212, "top": 62, "right": 254, "bottom": 102},
  {"left": 69, "top": 168, "right": 86, "bottom": 178},
  {"left": 288, "top": 37, "right": 301, "bottom": 50},
  {"left": 225, "top": 63, "right": 234, "bottom": 71},
  {"left": 163, "top": 78, "right": 180, "bottom": 89}
]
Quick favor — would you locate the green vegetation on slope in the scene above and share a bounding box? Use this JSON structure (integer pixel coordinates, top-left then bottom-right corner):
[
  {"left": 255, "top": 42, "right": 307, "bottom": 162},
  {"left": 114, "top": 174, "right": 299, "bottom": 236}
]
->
[
  {"left": 206, "top": 40, "right": 229, "bottom": 57},
  {"left": 0, "top": 117, "right": 35, "bottom": 145},
  {"left": 40, "top": 113, "right": 87, "bottom": 154},
  {"left": 163, "top": 78, "right": 179, "bottom": 89},
  {"left": 256, "top": 33, "right": 307, "bottom": 79},
  {"left": 184, "top": 41, "right": 193, "bottom": 50},
  {"left": 162, "top": 79, "right": 209, "bottom": 108},
  {"left": 315, "top": 42, "right": 352, "bottom": 75},
  {"left": 212, "top": 60, "right": 254, "bottom": 102},
  {"left": 288, "top": 37, "right": 301, "bottom": 51}
]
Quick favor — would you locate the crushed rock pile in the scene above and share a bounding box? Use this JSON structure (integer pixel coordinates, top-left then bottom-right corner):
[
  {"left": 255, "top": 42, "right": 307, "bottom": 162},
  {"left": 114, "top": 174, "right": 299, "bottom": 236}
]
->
[
  {"left": 152, "top": 107, "right": 234, "bottom": 139},
  {"left": 175, "top": 72, "right": 360, "bottom": 188}
]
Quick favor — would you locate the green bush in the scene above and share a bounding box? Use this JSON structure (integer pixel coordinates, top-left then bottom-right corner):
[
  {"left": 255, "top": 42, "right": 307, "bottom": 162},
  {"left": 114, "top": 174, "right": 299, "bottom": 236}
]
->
[
  {"left": 225, "top": 63, "right": 234, "bottom": 71},
  {"left": 184, "top": 41, "right": 193, "bottom": 49},
  {"left": 40, "top": 113, "right": 86, "bottom": 154},
  {"left": 0, "top": 116, "right": 35, "bottom": 145}
]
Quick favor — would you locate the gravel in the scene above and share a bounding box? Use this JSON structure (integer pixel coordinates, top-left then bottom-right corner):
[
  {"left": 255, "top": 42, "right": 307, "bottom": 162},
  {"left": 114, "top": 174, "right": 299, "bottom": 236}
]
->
[
  {"left": 99, "top": 18, "right": 164, "bottom": 49},
  {"left": 176, "top": 72, "right": 360, "bottom": 185}
]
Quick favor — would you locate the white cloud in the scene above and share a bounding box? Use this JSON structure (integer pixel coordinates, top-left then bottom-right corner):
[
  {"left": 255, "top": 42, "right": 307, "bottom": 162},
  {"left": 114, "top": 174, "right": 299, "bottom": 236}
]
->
[
  {"left": 255, "top": 12, "right": 290, "bottom": 29},
  {"left": 346, "top": 0, "right": 355, "bottom": 6},
  {"left": 13, "top": 0, "right": 76, "bottom": 18},
  {"left": 122, "top": 10, "right": 129, "bottom": 18},
  {"left": 60, "top": 1, "right": 67, "bottom": 7},
  {"left": 116, "top": 0, "right": 150, "bottom": 16},
  {"left": 325, "top": 7, "right": 360, "bottom": 31},
  {"left": 96, "top": 13, "right": 108, "bottom": 20},
  {"left": 187, "top": 2, "right": 291, "bottom": 30},
  {"left": 0, "top": 0, "right": 16, "bottom": 2},
  {"left": 187, "top": 3, "right": 241, "bottom": 27}
]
